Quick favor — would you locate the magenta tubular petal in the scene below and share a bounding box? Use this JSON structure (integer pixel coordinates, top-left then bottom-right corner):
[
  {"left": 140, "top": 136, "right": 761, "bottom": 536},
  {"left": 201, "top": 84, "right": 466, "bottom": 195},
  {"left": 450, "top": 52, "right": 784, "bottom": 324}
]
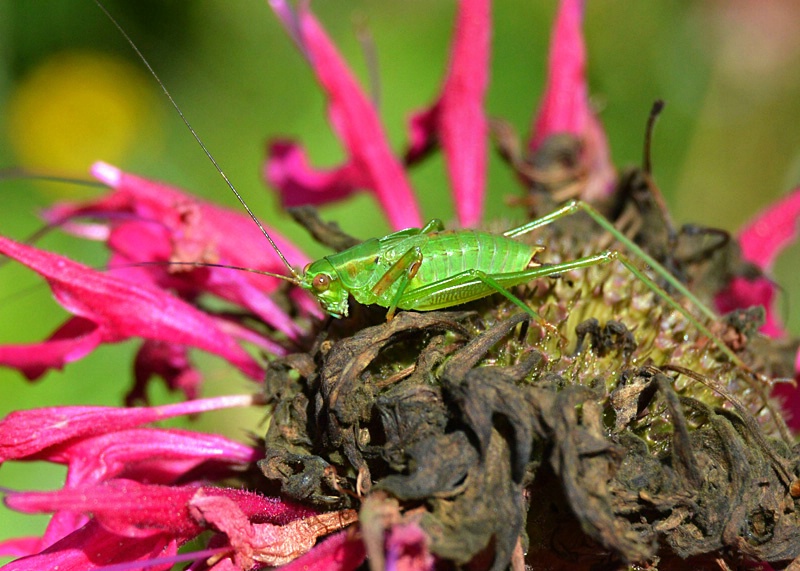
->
[
  {"left": 529, "top": 0, "right": 615, "bottom": 201},
  {"left": 0, "top": 235, "right": 263, "bottom": 381},
  {"left": 89, "top": 162, "right": 310, "bottom": 275},
  {"left": 266, "top": 140, "right": 365, "bottom": 207},
  {"left": 130, "top": 341, "right": 203, "bottom": 404},
  {"left": 44, "top": 162, "right": 311, "bottom": 341},
  {"left": 772, "top": 381, "right": 800, "bottom": 433},
  {"left": 197, "top": 265, "right": 309, "bottom": 341},
  {"left": 721, "top": 186, "right": 800, "bottom": 430},
  {"left": 715, "top": 188, "right": 800, "bottom": 341},
  {"left": 211, "top": 317, "right": 289, "bottom": 356},
  {"left": 738, "top": 186, "right": 800, "bottom": 271},
  {"left": 91, "top": 162, "right": 312, "bottom": 338},
  {"left": 186, "top": 492, "right": 266, "bottom": 569},
  {"left": 714, "top": 276, "right": 784, "bottom": 338},
  {"left": 0, "top": 317, "right": 102, "bottom": 380},
  {"left": 278, "top": 528, "right": 367, "bottom": 571},
  {"left": 6, "top": 480, "right": 201, "bottom": 538},
  {"left": 0, "top": 395, "right": 254, "bottom": 461},
  {"left": 267, "top": 1, "right": 422, "bottom": 231},
  {"left": 1, "top": 520, "right": 176, "bottom": 571},
  {"left": 385, "top": 522, "right": 434, "bottom": 571},
  {"left": 436, "top": 0, "right": 491, "bottom": 228},
  {"left": 404, "top": 0, "right": 490, "bottom": 228},
  {"left": 6, "top": 482, "right": 316, "bottom": 542},
  {"left": 41, "top": 428, "right": 261, "bottom": 486},
  {"left": 0, "top": 537, "right": 41, "bottom": 559},
  {"left": 107, "top": 223, "right": 309, "bottom": 341},
  {"left": 206, "top": 487, "right": 316, "bottom": 525},
  {"left": 404, "top": 105, "right": 439, "bottom": 166}
]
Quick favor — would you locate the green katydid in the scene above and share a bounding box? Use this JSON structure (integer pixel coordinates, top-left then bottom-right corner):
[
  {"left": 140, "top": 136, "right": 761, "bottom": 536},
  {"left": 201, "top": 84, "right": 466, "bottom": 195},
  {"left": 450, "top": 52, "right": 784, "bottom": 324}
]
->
[
  {"left": 257, "top": 200, "right": 747, "bottom": 363},
  {"left": 96, "top": 1, "right": 751, "bottom": 373},
  {"left": 268, "top": 201, "right": 692, "bottom": 325}
]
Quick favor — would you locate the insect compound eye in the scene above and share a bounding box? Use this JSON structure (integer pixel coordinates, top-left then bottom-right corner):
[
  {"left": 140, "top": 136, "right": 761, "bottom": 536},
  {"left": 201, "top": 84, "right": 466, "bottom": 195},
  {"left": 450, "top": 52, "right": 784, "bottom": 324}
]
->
[{"left": 312, "top": 273, "right": 331, "bottom": 292}]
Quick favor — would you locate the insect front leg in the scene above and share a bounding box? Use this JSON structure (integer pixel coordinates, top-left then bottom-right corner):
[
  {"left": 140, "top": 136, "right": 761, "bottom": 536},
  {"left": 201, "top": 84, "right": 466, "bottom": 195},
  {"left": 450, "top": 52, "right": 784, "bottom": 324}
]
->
[{"left": 370, "top": 246, "right": 424, "bottom": 321}]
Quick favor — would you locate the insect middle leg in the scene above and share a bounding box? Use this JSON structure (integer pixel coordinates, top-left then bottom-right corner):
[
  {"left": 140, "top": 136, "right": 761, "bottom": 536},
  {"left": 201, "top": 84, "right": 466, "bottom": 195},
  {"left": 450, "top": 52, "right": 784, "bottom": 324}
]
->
[
  {"left": 370, "top": 247, "right": 424, "bottom": 321},
  {"left": 370, "top": 220, "right": 448, "bottom": 320}
]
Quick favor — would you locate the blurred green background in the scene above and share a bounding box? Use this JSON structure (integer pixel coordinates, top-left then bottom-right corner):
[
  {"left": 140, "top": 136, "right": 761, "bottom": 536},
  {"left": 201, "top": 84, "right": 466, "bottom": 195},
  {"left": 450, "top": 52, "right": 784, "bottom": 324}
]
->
[{"left": 0, "top": 0, "right": 799, "bottom": 554}]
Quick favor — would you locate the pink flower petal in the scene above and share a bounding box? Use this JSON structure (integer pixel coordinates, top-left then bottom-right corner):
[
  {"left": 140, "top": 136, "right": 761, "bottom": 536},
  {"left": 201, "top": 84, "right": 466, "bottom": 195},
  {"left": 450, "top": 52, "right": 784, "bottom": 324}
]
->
[
  {"left": 4, "top": 481, "right": 317, "bottom": 564},
  {"left": 0, "top": 536, "right": 42, "bottom": 559},
  {"left": 8, "top": 481, "right": 202, "bottom": 538},
  {"left": 45, "top": 162, "right": 315, "bottom": 339},
  {"left": 715, "top": 188, "right": 800, "bottom": 340},
  {"left": 404, "top": 105, "right": 439, "bottom": 166},
  {"left": 266, "top": 1, "right": 422, "bottom": 231},
  {"left": 0, "top": 520, "right": 176, "bottom": 571},
  {"left": 529, "top": 0, "right": 615, "bottom": 201},
  {"left": 404, "top": 0, "right": 490, "bottom": 228},
  {"left": 130, "top": 341, "right": 203, "bottom": 405},
  {"left": 211, "top": 487, "right": 316, "bottom": 525},
  {"left": 89, "top": 162, "right": 310, "bottom": 276},
  {"left": 738, "top": 186, "right": 800, "bottom": 271},
  {"left": 43, "top": 428, "right": 260, "bottom": 486},
  {"left": 279, "top": 528, "right": 367, "bottom": 571},
  {"left": 1, "top": 400, "right": 257, "bottom": 551},
  {"left": 723, "top": 186, "right": 800, "bottom": 431},
  {"left": 95, "top": 162, "right": 316, "bottom": 334},
  {"left": 266, "top": 140, "right": 365, "bottom": 206},
  {"left": 0, "top": 395, "right": 254, "bottom": 461},
  {"left": 386, "top": 522, "right": 434, "bottom": 571},
  {"left": 714, "top": 276, "right": 784, "bottom": 338},
  {"left": 0, "top": 235, "right": 263, "bottom": 381},
  {"left": 7, "top": 481, "right": 314, "bottom": 541},
  {"left": 0, "top": 317, "right": 101, "bottom": 380},
  {"left": 14, "top": 428, "right": 262, "bottom": 548},
  {"left": 197, "top": 263, "right": 309, "bottom": 341}
]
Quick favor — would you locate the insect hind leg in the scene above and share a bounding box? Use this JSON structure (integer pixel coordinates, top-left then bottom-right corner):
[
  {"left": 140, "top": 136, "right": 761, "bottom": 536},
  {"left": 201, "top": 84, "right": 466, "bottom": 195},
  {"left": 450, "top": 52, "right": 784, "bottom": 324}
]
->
[
  {"left": 468, "top": 270, "right": 561, "bottom": 337},
  {"left": 503, "top": 199, "right": 717, "bottom": 323},
  {"left": 522, "top": 247, "right": 748, "bottom": 370}
]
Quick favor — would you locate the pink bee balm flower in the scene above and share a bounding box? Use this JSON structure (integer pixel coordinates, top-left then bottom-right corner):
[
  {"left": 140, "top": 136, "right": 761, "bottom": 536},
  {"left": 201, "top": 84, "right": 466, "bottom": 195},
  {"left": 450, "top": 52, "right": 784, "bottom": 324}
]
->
[
  {"left": 265, "top": 0, "right": 422, "bottom": 231},
  {"left": 0, "top": 235, "right": 265, "bottom": 383},
  {"left": 47, "top": 161, "right": 315, "bottom": 342},
  {"left": 715, "top": 186, "right": 800, "bottom": 428},
  {"left": 403, "top": 0, "right": 491, "bottom": 228},
  {"left": 529, "top": 0, "right": 615, "bottom": 202}
]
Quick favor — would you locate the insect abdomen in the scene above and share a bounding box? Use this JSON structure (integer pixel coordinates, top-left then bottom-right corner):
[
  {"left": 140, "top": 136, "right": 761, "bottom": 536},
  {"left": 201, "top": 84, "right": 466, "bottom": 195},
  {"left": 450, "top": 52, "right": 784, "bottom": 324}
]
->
[{"left": 416, "top": 231, "right": 537, "bottom": 283}]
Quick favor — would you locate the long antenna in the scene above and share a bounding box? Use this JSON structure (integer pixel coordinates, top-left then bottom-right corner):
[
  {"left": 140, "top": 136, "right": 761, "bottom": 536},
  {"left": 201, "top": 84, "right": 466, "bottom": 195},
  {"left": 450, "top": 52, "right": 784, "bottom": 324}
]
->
[
  {"left": 114, "top": 260, "right": 300, "bottom": 285},
  {"left": 93, "top": 0, "right": 302, "bottom": 281}
]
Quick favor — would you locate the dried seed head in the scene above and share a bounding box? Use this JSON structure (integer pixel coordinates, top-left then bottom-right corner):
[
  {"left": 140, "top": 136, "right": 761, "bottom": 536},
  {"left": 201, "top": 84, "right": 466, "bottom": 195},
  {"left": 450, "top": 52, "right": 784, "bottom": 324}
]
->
[{"left": 259, "top": 195, "right": 799, "bottom": 570}]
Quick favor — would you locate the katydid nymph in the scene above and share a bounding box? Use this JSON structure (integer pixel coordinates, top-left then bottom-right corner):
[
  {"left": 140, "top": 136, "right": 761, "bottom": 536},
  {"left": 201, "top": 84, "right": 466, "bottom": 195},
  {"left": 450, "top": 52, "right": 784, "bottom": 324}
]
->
[
  {"left": 259, "top": 200, "right": 751, "bottom": 365},
  {"left": 96, "top": 1, "right": 749, "bottom": 372}
]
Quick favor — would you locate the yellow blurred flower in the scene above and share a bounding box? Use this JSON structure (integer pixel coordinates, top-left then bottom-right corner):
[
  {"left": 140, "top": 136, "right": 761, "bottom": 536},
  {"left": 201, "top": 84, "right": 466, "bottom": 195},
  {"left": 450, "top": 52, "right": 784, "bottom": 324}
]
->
[{"left": 6, "top": 51, "right": 160, "bottom": 197}]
